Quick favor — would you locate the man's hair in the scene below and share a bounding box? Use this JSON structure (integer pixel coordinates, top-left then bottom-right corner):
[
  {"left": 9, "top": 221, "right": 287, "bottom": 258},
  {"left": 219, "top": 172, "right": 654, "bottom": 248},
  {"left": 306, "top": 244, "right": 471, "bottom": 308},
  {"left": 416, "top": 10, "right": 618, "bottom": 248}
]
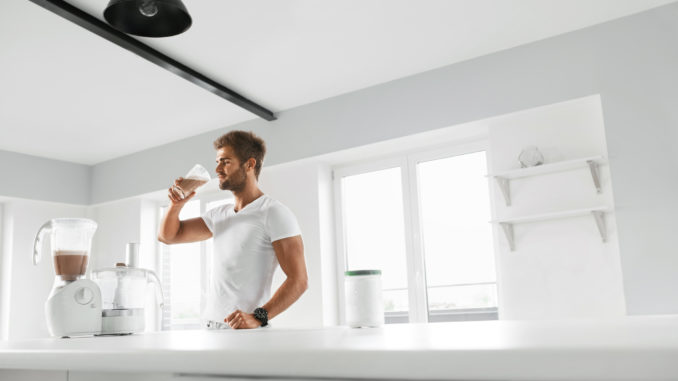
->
[{"left": 213, "top": 130, "right": 266, "bottom": 179}]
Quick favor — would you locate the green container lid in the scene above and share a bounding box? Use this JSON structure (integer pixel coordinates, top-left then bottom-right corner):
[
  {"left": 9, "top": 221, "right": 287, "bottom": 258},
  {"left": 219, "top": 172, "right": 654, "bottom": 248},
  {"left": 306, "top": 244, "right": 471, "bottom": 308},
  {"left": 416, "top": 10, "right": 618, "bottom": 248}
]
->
[{"left": 344, "top": 270, "right": 382, "bottom": 276}]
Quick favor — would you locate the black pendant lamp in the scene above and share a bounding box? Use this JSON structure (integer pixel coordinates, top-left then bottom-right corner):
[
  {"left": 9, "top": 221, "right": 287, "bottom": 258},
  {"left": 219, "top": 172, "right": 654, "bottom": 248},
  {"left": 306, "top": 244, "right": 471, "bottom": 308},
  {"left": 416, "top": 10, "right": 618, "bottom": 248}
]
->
[{"left": 104, "top": 0, "right": 192, "bottom": 37}]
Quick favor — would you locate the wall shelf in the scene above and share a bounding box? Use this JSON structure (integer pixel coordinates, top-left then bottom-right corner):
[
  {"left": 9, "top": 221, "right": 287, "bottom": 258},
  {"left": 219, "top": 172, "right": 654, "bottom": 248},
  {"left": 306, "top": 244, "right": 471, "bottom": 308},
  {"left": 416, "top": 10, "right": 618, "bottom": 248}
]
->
[
  {"left": 491, "top": 206, "right": 609, "bottom": 251},
  {"left": 490, "top": 156, "right": 605, "bottom": 206}
]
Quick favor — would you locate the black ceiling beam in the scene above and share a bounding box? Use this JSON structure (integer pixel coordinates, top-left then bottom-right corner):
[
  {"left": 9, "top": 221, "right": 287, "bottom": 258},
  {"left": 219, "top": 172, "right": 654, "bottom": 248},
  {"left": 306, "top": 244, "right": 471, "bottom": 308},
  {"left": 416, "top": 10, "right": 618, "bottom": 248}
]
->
[{"left": 28, "top": 0, "right": 277, "bottom": 121}]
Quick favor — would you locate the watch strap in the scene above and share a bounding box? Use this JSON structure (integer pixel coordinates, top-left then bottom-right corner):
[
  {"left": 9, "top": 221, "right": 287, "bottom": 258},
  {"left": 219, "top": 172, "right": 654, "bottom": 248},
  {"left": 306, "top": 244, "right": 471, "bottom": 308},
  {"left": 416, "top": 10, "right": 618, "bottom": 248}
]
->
[{"left": 253, "top": 307, "right": 268, "bottom": 327}]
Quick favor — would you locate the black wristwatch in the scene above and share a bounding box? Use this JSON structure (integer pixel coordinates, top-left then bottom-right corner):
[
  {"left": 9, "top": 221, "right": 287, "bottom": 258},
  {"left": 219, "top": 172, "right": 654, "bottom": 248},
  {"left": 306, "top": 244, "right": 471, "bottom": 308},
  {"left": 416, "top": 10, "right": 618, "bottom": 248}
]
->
[{"left": 253, "top": 307, "right": 268, "bottom": 327}]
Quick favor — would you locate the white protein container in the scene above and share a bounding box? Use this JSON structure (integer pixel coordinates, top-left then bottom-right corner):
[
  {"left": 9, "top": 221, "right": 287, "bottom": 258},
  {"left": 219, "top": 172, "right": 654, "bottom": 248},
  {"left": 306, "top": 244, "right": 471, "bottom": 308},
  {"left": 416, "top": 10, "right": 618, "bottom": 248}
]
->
[{"left": 344, "top": 270, "right": 384, "bottom": 328}]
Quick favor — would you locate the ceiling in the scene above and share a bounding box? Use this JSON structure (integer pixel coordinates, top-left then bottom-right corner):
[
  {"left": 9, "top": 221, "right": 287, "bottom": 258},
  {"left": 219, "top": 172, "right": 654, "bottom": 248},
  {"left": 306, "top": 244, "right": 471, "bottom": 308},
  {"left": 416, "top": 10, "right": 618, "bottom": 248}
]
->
[{"left": 1, "top": 0, "right": 675, "bottom": 165}]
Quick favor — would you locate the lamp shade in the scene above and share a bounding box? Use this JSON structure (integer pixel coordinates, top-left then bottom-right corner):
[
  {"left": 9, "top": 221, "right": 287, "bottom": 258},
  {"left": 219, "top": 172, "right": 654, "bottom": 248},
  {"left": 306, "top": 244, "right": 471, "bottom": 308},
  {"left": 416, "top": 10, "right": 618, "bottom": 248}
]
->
[{"left": 104, "top": 0, "right": 192, "bottom": 37}]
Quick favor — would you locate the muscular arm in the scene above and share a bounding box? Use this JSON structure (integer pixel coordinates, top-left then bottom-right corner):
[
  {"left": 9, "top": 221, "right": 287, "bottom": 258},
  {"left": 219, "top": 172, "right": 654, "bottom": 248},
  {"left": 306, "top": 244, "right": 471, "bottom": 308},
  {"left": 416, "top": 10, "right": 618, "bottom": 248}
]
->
[
  {"left": 226, "top": 235, "right": 308, "bottom": 328},
  {"left": 263, "top": 235, "right": 308, "bottom": 320},
  {"left": 158, "top": 214, "right": 212, "bottom": 244},
  {"left": 157, "top": 189, "right": 212, "bottom": 244}
]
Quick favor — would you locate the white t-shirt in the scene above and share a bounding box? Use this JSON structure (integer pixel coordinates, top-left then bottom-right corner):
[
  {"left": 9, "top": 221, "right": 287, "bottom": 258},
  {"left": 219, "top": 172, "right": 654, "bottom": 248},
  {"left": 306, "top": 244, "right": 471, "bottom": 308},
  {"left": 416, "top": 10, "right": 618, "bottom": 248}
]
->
[{"left": 200, "top": 194, "right": 301, "bottom": 322}]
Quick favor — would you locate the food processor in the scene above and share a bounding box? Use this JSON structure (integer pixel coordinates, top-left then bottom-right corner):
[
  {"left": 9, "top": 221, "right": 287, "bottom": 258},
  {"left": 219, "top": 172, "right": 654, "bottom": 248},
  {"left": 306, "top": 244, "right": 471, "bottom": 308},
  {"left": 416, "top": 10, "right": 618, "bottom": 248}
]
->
[
  {"left": 91, "top": 243, "right": 164, "bottom": 335},
  {"left": 33, "top": 218, "right": 102, "bottom": 338}
]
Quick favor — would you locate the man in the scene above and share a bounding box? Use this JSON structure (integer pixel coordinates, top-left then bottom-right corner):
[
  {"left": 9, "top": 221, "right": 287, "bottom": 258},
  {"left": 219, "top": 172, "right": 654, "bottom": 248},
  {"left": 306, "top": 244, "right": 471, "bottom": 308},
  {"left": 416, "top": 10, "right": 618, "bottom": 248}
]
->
[{"left": 158, "top": 130, "right": 308, "bottom": 329}]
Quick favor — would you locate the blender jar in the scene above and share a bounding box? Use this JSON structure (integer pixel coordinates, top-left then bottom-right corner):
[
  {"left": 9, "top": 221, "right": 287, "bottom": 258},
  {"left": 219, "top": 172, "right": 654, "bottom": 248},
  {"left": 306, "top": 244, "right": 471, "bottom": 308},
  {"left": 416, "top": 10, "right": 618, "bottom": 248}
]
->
[{"left": 33, "top": 218, "right": 98, "bottom": 282}]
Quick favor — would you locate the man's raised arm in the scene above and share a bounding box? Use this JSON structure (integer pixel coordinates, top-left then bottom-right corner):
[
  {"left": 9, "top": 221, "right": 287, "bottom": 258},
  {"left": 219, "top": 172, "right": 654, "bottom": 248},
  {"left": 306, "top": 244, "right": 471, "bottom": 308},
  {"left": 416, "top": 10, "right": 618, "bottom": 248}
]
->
[{"left": 157, "top": 189, "right": 213, "bottom": 244}]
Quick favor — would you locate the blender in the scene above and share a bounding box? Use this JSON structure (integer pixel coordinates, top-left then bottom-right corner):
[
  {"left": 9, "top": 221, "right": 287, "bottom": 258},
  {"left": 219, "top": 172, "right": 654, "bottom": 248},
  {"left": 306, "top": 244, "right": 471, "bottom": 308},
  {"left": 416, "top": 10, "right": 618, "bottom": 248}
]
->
[
  {"left": 33, "top": 218, "right": 102, "bottom": 337},
  {"left": 91, "top": 243, "right": 164, "bottom": 335}
]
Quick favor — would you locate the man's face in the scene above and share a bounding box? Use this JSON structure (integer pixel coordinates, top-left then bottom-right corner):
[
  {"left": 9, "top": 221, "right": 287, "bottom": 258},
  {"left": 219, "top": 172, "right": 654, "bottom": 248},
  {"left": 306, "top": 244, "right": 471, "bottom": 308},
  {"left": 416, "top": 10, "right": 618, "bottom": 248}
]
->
[{"left": 215, "top": 146, "right": 248, "bottom": 192}]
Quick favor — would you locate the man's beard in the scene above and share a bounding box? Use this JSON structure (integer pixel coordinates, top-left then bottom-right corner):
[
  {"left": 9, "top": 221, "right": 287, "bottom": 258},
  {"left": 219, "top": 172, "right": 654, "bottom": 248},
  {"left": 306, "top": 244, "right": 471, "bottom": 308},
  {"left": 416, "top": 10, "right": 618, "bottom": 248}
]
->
[{"left": 218, "top": 164, "right": 247, "bottom": 192}]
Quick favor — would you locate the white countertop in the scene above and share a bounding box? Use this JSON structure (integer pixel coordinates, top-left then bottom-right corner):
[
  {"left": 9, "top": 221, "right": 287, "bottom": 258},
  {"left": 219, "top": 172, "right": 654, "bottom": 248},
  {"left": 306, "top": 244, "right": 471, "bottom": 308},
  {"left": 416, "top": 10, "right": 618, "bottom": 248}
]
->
[{"left": 2, "top": 316, "right": 678, "bottom": 380}]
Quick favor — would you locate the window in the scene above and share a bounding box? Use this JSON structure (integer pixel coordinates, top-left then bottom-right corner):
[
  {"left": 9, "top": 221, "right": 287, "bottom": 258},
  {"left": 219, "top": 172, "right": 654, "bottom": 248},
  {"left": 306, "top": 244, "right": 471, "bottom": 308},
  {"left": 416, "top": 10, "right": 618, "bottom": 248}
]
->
[
  {"left": 340, "top": 167, "right": 410, "bottom": 319},
  {"left": 416, "top": 151, "right": 497, "bottom": 321},
  {"left": 158, "top": 196, "right": 233, "bottom": 330},
  {"left": 158, "top": 200, "right": 202, "bottom": 329},
  {"left": 334, "top": 143, "right": 498, "bottom": 324}
]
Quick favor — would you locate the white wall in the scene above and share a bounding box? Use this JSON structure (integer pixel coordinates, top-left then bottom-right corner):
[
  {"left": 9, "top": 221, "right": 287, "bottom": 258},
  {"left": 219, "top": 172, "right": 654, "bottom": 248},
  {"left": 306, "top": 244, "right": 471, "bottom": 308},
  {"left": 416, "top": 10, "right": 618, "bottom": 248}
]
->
[
  {"left": 0, "top": 151, "right": 90, "bottom": 205},
  {"left": 258, "top": 162, "right": 331, "bottom": 327},
  {"left": 488, "top": 96, "right": 625, "bottom": 319},
  {"left": 87, "top": 198, "right": 147, "bottom": 271},
  {"left": 0, "top": 203, "right": 8, "bottom": 339}
]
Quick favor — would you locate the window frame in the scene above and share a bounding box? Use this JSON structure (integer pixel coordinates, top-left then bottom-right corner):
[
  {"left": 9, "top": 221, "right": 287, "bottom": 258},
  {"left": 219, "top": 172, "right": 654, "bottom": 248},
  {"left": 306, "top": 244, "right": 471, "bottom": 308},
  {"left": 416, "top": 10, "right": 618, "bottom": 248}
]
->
[{"left": 333, "top": 139, "right": 497, "bottom": 324}]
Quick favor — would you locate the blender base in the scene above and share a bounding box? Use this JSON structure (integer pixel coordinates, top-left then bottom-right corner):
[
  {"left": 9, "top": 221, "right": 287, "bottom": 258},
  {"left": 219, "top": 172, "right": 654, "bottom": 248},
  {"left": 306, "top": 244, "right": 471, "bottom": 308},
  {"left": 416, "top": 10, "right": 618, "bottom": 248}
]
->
[{"left": 45, "top": 279, "right": 102, "bottom": 337}]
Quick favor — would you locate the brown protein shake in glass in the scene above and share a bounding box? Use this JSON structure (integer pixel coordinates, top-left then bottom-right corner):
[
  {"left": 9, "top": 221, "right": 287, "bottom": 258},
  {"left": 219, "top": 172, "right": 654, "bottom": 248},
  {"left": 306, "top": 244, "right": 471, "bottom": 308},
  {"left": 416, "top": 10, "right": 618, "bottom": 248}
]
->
[
  {"left": 171, "top": 164, "right": 211, "bottom": 200},
  {"left": 172, "top": 178, "right": 208, "bottom": 199}
]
